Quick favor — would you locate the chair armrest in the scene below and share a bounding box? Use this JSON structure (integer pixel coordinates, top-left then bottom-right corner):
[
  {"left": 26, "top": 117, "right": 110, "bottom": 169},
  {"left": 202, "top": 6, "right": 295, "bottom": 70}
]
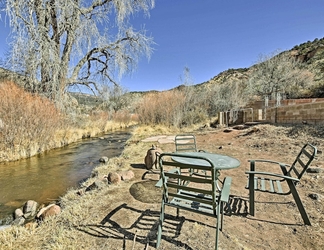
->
[
  {"left": 245, "top": 171, "right": 300, "bottom": 182},
  {"left": 248, "top": 159, "right": 290, "bottom": 167},
  {"left": 220, "top": 177, "right": 232, "bottom": 203},
  {"left": 155, "top": 168, "right": 180, "bottom": 187}
]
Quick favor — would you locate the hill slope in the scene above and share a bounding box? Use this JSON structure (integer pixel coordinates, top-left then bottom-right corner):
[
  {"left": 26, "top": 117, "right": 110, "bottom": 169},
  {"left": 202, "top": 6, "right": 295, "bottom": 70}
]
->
[{"left": 196, "top": 37, "right": 324, "bottom": 92}]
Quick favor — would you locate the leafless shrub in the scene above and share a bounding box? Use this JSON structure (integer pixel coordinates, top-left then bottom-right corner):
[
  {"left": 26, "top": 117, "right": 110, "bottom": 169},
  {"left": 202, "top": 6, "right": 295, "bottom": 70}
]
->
[
  {"left": 204, "top": 79, "right": 250, "bottom": 117},
  {"left": 0, "top": 81, "right": 63, "bottom": 157},
  {"left": 113, "top": 110, "right": 137, "bottom": 127},
  {"left": 136, "top": 89, "right": 208, "bottom": 128},
  {"left": 87, "top": 111, "right": 111, "bottom": 132}
]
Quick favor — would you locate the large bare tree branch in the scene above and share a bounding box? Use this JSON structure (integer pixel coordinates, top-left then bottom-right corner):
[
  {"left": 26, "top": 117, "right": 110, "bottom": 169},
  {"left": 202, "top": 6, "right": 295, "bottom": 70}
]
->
[{"left": 4, "top": 0, "right": 155, "bottom": 107}]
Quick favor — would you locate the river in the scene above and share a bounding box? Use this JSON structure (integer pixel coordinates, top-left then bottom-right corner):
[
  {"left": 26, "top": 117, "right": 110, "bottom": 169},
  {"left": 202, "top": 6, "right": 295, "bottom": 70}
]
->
[{"left": 0, "top": 130, "right": 131, "bottom": 224}]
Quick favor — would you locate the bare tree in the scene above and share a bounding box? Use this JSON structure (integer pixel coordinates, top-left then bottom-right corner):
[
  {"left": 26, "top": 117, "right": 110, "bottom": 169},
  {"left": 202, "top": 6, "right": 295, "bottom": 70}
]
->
[
  {"left": 179, "top": 66, "right": 194, "bottom": 86},
  {"left": 4, "top": 0, "right": 154, "bottom": 108},
  {"left": 205, "top": 79, "right": 249, "bottom": 118},
  {"left": 99, "top": 84, "right": 129, "bottom": 113},
  {"left": 247, "top": 50, "right": 314, "bottom": 102}
]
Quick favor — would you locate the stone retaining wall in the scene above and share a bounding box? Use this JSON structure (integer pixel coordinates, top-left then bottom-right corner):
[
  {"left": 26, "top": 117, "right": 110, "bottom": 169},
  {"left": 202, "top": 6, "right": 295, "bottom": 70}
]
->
[
  {"left": 265, "top": 100, "right": 324, "bottom": 124},
  {"left": 218, "top": 98, "right": 324, "bottom": 126}
]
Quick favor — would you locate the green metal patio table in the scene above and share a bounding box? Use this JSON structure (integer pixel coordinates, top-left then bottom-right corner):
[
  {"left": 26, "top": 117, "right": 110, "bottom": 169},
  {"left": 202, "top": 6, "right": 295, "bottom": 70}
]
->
[{"left": 171, "top": 151, "right": 240, "bottom": 190}]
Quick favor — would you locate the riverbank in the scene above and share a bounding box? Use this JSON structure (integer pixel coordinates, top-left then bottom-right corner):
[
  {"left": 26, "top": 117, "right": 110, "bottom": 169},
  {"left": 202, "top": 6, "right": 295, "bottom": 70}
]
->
[
  {"left": 0, "top": 123, "right": 323, "bottom": 249},
  {"left": 0, "top": 119, "right": 136, "bottom": 163},
  {"left": 0, "top": 129, "right": 132, "bottom": 225}
]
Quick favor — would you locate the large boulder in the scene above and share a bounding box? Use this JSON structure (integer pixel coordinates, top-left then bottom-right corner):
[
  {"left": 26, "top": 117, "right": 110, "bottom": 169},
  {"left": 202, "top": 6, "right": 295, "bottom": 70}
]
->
[{"left": 11, "top": 216, "right": 25, "bottom": 226}]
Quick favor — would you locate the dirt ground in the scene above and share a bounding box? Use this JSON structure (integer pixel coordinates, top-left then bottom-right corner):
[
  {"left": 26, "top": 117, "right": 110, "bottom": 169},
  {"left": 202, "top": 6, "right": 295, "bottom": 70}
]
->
[
  {"left": 82, "top": 124, "right": 324, "bottom": 250},
  {"left": 4, "top": 124, "right": 322, "bottom": 250}
]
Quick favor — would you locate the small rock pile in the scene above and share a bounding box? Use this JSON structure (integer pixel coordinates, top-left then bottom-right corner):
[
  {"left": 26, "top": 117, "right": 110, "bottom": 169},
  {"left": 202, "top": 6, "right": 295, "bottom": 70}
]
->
[{"left": 11, "top": 200, "right": 61, "bottom": 227}]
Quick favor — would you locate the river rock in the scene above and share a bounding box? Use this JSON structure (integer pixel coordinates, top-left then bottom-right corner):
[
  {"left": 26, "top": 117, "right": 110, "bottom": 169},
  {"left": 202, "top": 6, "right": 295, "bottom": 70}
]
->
[
  {"left": 85, "top": 181, "right": 101, "bottom": 192},
  {"left": 120, "top": 170, "right": 135, "bottom": 181},
  {"left": 99, "top": 156, "right": 109, "bottom": 163},
  {"left": 11, "top": 216, "right": 25, "bottom": 226},
  {"left": 107, "top": 172, "right": 121, "bottom": 185},
  {"left": 37, "top": 204, "right": 61, "bottom": 220},
  {"left": 23, "top": 200, "right": 38, "bottom": 218},
  {"left": 14, "top": 208, "right": 24, "bottom": 219}
]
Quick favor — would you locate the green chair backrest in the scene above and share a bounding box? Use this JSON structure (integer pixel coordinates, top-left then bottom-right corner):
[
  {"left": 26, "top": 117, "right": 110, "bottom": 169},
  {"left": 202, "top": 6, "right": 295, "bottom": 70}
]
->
[
  {"left": 287, "top": 143, "right": 317, "bottom": 180},
  {"left": 175, "top": 134, "right": 198, "bottom": 152},
  {"left": 159, "top": 152, "right": 220, "bottom": 214}
]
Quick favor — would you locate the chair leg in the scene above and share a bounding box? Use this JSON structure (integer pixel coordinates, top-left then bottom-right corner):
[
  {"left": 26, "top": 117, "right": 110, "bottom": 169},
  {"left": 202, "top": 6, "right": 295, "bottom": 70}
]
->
[
  {"left": 249, "top": 161, "right": 255, "bottom": 216},
  {"left": 219, "top": 202, "right": 224, "bottom": 231},
  {"left": 287, "top": 180, "right": 311, "bottom": 225},
  {"left": 156, "top": 202, "right": 165, "bottom": 248},
  {"left": 215, "top": 202, "right": 221, "bottom": 250},
  {"left": 248, "top": 177, "right": 255, "bottom": 216}
]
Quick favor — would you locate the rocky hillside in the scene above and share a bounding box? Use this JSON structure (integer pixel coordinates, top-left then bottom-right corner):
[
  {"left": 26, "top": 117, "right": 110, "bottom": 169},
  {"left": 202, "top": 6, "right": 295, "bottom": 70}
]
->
[{"left": 196, "top": 37, "right": 324, "bottom": 92}]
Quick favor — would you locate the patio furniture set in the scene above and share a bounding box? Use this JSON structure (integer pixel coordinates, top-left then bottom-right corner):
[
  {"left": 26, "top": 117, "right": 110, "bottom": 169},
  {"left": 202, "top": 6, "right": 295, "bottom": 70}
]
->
[{"left": 154, "top": 134, "right": 317, "bottom": 249}]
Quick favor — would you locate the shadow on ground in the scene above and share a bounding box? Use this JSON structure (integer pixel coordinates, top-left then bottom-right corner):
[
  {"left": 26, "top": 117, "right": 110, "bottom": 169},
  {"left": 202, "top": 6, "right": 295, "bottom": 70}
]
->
[{"left": 75, "top": 202, "right": 246, "bottom": 250}]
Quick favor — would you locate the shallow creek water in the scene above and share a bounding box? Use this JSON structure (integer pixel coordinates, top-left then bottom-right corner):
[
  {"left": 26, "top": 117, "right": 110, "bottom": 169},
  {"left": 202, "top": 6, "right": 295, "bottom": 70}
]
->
[{"left": 0, "top": 130, "right": 131, "bottom": 224}]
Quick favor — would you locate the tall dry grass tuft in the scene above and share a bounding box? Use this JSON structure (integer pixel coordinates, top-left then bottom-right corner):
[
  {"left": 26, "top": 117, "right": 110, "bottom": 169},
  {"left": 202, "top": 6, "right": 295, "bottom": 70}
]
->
[{"left": 0, "top": 81, "right": 63, "bottom": 160}]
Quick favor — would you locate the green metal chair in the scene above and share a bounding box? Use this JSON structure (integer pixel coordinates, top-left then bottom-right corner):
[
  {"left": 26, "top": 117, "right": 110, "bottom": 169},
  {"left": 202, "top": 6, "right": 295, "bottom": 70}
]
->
[
  {"left": 156, "top": 152, "right": 232, "bottom": 249},
  {"left": 175, "top": 134, "right": 202, "bottom": 152},
  {"left": 175, "top": 134, "right": 208, "bottom": 177},
  {"left": 246, "top": 143, "right": 317, "bottom": 225}
]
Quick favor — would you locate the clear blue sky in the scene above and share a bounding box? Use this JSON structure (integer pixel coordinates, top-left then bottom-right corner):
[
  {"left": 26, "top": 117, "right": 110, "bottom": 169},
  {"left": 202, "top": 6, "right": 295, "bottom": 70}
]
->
[{"left": 1, "top": 0, "right": 324, "bottom": 92}]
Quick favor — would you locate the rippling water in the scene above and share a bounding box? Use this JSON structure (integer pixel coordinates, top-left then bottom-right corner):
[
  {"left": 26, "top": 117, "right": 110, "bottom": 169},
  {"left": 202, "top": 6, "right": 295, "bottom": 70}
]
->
[{"left": 0, "top": 130, "right": 131, "bottom": 224}]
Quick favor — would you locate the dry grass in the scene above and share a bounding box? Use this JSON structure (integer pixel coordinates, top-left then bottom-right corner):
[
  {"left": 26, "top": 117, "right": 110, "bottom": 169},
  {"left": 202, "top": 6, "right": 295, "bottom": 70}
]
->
[
  {"left": 0, "top": 81, "right": 137, "bottom": 162},
  {"left": 0, "top": 81, "right": 63, "bottom": 160}
]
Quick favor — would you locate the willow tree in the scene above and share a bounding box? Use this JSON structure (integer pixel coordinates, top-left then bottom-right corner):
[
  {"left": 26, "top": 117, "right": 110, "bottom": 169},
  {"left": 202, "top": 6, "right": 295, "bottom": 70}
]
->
[{"left": 4, "top": 0, "right": 154, "bottom": 107}]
